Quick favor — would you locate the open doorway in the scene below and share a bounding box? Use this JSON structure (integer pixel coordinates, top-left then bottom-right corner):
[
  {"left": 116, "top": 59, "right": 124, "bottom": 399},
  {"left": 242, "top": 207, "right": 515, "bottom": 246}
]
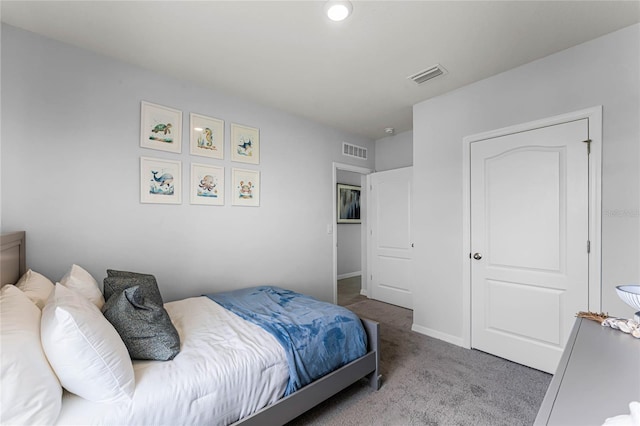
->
[
  {"left": 337, "top": 169, "right": 366, "bottom": 306},
  {"left": 332, "top": 162, "right": 372, "bottom": 305}
]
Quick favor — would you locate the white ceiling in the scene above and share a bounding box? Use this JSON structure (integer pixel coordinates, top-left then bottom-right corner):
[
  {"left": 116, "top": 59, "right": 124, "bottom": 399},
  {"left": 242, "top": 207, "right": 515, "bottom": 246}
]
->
[{"left": 2, "top": 1, "right": 639, "bottom": 140}]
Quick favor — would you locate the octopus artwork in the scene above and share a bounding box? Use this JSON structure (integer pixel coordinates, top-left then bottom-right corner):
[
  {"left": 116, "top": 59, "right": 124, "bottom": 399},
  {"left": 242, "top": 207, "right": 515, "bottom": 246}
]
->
[{"left": 199, "top": 175, "right": 217, "bottom": 193}]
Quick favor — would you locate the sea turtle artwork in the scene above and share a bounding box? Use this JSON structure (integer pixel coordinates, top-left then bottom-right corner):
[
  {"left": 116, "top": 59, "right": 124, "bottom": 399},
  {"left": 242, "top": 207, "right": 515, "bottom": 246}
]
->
[
  {"left": 152, "top": 123, "right": 172, "bottom": 135},
  {"left": 236, "top": 137, "right": 253, "bottom": 157},
  {"left": 197, "top": 128, "right": 216, "bottom": 150},
  {"left": 149, "top": 123, "right": 173, "bottom": 143},
  {"left": 149, "top": 170, "right": 174, "bottom": 195}
]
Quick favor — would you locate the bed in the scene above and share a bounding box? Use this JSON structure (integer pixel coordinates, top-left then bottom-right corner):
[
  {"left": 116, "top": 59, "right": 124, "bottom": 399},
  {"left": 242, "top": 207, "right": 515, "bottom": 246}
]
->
[{"left": 0, "top": 231, "right": 381, "bottom": 425}]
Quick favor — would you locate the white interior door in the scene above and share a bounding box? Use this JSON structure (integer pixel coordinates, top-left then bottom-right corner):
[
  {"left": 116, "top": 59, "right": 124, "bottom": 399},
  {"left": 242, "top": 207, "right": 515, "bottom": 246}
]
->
[
  {"left": 470, "top": 119, "right": 589, "bottom": 373},
  {"left": 369, "top": 167, "right": 413, "bottom": 309}
]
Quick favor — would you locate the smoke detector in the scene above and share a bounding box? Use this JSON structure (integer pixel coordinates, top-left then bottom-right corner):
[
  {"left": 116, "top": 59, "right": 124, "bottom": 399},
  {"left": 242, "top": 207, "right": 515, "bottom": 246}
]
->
[
  {"left": 384, "top": 127, "right": 395, "bottom": 135},
  {"left": 408, "top": 64, "right": 447, "bottom": 85}
]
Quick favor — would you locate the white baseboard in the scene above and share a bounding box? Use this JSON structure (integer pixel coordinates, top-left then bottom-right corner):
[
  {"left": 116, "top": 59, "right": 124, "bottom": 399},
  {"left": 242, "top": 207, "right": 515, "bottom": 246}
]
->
[
  {"left": 411, "top": 323, "right": 465, "bottom": 347},
  {"left": 337, "top": 271, "right": 361, "bottom": 280},
  {"left": 359, "top": 288, "right": 368, "bottom": 296}
]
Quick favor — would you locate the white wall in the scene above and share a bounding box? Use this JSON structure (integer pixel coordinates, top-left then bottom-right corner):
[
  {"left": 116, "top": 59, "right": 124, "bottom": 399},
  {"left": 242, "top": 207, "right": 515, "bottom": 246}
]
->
[
  {"left": 0, "top": 25, "right": 375, "bottom": 302},
  {"left": 336, "top": 170, "right": 362, "bottom": 278},
  {"left": 412, "top": 24, "right": 640, "bottom": 343},
  {"left": 375, "top": 130, "right": 413, "bottom": 172}
]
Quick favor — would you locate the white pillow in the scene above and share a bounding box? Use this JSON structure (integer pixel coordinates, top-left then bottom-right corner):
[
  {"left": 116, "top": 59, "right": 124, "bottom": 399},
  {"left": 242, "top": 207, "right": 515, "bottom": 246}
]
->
[
  {"left": 60, "top": 264, "right": 105, "bottom": 309},
  {"left": 0, "top": 285, "right": 62, "bottom": 425},
  {"left": 15, "top": 269, "right": 55, "bottom": 309},
  {"left": 41, "top": 284, "right": 135, "bottom": 403}
]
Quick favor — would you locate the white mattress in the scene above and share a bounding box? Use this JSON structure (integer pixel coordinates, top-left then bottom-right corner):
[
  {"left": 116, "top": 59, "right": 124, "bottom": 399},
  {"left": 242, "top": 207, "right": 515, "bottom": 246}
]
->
[{"left": 55, "top": 296, "right": 289, "bottom": 425}]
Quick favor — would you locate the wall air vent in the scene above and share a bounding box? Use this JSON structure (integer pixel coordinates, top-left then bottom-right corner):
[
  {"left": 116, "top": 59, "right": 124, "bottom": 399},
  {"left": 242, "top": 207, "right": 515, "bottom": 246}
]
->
[
  {"left": 408, "top": 64, "right": 447, "bottom": 85},
  {"left": 342, "top": 142, "right": 367, "bottom": 160}
]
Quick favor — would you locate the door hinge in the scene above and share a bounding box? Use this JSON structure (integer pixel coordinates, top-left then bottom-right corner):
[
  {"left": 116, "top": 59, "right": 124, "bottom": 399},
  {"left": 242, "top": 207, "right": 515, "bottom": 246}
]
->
[
  {"left": 583, "top": 139, "right": 592, "bottom": 155},
  {"left": 587, "top": 240, "right": 591, "bottom": 253}
]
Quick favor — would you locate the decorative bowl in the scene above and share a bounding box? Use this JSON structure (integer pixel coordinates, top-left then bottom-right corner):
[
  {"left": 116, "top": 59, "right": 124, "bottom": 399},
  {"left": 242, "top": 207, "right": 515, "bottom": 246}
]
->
[{"left": 616, "top": 285, "right": 640, "bottom": 321}]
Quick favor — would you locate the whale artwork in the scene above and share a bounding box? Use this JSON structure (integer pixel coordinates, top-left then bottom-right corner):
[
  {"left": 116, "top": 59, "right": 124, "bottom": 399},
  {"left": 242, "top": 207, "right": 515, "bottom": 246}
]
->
[{"left": 149, "top": 170, "right": 174, "bottom": 195}]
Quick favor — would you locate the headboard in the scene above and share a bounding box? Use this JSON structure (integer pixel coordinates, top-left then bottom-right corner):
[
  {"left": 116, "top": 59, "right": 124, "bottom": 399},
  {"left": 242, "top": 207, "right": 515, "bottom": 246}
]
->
[{"left": 1, "top": 231, "right": 26, "bottom": 286}]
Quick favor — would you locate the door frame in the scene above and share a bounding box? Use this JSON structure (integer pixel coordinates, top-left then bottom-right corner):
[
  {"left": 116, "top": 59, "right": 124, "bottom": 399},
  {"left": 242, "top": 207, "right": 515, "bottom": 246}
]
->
[
  {"left": 332, "top": 162, "right": 372, "bottom": 304},
  {"left": 461, "top": 106, "right": 602, "bottom": 349}
]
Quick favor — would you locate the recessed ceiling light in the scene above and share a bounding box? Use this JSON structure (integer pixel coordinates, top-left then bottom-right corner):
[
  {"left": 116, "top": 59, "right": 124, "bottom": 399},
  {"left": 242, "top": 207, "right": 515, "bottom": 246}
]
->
[{"left": 325, "top": 1, "right": 353, "bottom": 22}]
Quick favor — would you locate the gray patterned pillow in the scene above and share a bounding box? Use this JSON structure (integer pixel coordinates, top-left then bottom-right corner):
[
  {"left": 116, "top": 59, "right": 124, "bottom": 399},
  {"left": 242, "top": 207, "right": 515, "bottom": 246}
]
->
[
  {"left": 102, "top": 285, "right": 180, "bottom": 361},
  {"left": 103, "top": 270, "right": 163, "bottom": 305}
]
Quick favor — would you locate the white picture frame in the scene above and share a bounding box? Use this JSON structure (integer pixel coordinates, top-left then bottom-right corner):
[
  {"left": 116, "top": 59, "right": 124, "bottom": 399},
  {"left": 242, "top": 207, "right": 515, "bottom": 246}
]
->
[
  {"left": 231, "top": 168, "right": 260, "bottom": 207},
  {"left": 337, "top": 184, "right": 361, "bottom": 224},
  {"left": 190, "top": 113, "right": 224, "bottom": 159},
  {"left": 140, "top": 157, "right": 182, "bottom": 204},
  {"left": 140, "top": 101, "right": 182, "bottom": 153},
  {"left": 231, "top": 123, "right": 260, "bottom": 164},
  {"left": 190, "top": 163, "right": 224, "bottom": 206}
]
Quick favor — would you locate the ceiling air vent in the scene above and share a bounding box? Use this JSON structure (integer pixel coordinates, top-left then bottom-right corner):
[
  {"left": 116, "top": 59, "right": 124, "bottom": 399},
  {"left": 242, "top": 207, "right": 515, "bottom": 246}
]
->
[
  {"left": 343, "top": 142, "right": 367, "bottom": 160},
  {"left": 408, "top": 64, "right": 447, "bottom": 85}
]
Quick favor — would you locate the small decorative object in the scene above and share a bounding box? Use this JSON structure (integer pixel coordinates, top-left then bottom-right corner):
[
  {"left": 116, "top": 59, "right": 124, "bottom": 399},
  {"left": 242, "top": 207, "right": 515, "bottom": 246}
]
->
[
  {"left": 190, "top": 163, "right": 224, "bottom": 206},
  {"left": 231, "top": 168, "right": 260, "bottom": 207},
  {"left": 616, "top": 285, "right": 640, "bottom": 322},
  {"left": 190, "top": 113, "right": 224, "bottom": 159},
  {"left": 231, "top": 123, "right": 259, "bottom": 164},
  {"left": 140, "top": 157, "right": 182, "bottom": 204},
  {"left": 577, "top": 311, "right": 640, "bottom": 339},
  {"left": 140, "top": 101, "right": 182, "bottom": 153},
  {"left": 601, "top": 317, "right": 640, "bottom": 339},
  {"left": 337, "top": 184, "right": 361, "bottom": 224},
  {"left": 576, "top": 311, "right": 609, "bottom": 324}
]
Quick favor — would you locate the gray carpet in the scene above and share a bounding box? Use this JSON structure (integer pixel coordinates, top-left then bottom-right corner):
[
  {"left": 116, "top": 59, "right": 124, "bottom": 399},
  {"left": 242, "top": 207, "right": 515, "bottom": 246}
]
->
[
  {"left": 338, "top": 276, "right": 367, "bottom": 306},
  {"left": 287, "top": 299, "right": 552, "bottom": 426}
]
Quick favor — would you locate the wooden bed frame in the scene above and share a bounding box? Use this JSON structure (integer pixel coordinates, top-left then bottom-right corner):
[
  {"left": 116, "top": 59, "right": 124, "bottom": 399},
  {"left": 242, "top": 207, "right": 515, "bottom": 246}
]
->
[{"left": 0, "top": 231, "right": 381, "bottom": 425}]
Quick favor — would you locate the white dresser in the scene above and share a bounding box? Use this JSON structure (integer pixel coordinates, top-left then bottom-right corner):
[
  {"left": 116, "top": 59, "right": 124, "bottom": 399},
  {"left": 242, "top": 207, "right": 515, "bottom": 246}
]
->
[{"left": 535, "top": 318, "right": 640, "bottom": 425}]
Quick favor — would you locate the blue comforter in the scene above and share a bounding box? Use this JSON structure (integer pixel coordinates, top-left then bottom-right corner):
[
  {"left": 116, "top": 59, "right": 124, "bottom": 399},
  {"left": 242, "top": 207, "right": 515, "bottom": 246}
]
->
[{"left": 206, "top": 286, "right": 368, "bottom": 396}]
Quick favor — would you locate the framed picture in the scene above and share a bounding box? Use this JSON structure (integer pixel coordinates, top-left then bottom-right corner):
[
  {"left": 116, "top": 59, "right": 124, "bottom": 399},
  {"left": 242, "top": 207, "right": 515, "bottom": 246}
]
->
[
  {"left": 337, "top": 184, "right": 361, "bottom": 223},
  {"left": 231, "top": 123, "right": 260, "bottom": 164},
  {"left": 190, "top": 113, "right": 224, "bottom": 159},
  {"left": 140, "top": 101, "right": 182, "bottom": 153},
  {"left": 190, "top": 163, "right": 224, "bottom": 206},
  {"left": 140, "top": 157, "right": 182, "bottom": 204},
  {"left": 231, "top": 168, "right": 260, "bottom": 206}
]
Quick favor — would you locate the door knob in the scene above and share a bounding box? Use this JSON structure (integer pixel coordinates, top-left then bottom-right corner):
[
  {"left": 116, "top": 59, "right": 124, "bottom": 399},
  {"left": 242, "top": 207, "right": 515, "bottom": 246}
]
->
[{"left": 473, "top": 253, "right": 482, "bottom": 260}]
